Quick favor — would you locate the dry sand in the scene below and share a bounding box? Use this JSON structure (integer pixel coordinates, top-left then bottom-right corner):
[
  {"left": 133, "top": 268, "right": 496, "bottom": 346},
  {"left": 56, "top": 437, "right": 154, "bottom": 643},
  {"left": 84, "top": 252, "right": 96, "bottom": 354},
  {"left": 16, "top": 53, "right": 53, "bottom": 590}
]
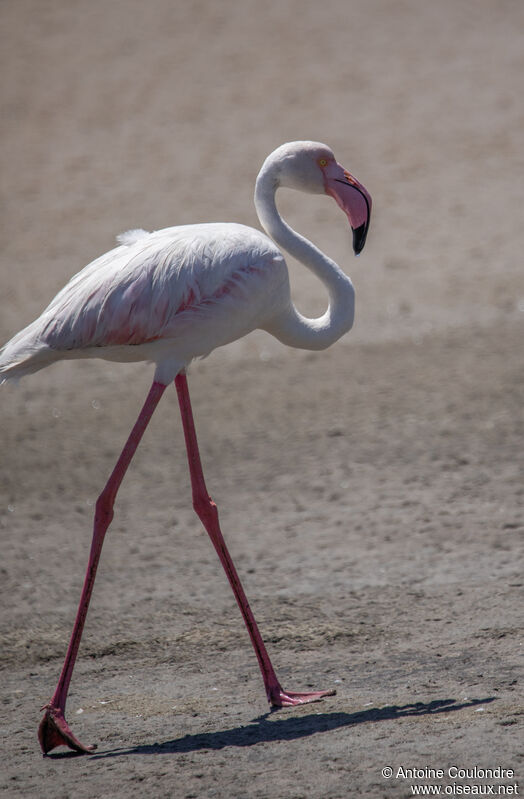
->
[{"left": 1, "top": 1, "right": 523, "bottom": 797}]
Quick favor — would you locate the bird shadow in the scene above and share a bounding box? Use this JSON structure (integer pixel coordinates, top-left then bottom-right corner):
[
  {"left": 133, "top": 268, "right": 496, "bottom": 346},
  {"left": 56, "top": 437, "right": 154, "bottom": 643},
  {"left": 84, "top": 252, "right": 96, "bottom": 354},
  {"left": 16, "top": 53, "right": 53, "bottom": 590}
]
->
[{"left": 56, "top": 696, "right": 494, "bottom": 760}]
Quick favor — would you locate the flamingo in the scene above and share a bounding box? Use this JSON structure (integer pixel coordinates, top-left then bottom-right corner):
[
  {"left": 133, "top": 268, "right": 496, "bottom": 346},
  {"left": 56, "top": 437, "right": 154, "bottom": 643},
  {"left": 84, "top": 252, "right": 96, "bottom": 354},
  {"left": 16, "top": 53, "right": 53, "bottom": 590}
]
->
[{"left": 0, "top": 141, "right": 371, "bottom": 755}]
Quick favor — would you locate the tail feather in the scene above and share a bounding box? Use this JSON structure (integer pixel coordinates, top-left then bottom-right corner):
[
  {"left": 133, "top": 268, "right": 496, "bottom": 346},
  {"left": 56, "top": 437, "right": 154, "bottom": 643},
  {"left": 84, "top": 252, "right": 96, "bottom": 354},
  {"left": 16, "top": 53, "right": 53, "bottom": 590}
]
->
[{"left": 0, "top": 321, "right": 58, "bottom": 383}]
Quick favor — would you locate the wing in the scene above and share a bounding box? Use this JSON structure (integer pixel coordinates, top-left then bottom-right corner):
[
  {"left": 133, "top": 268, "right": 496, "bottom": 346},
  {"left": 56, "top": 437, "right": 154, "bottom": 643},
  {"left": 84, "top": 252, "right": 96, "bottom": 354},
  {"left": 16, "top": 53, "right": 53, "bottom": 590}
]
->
[{"left": 36, "top": 223, "right": 283, "bottom": 351}]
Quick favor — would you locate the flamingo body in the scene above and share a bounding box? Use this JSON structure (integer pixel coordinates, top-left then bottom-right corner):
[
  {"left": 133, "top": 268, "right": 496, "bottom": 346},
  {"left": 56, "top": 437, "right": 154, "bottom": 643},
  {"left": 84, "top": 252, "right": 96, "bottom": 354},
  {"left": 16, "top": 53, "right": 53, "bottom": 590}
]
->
[{"left": 0, "top": 223, "right": 289, "bottom": 385}]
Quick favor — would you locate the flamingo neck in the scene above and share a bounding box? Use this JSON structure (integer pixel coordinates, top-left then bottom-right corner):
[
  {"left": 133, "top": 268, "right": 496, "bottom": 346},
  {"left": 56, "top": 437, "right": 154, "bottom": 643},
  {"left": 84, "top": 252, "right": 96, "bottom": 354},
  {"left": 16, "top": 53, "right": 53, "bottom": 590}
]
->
[{"left": 254, "top": 164, "right": 355, "bottom": 351}]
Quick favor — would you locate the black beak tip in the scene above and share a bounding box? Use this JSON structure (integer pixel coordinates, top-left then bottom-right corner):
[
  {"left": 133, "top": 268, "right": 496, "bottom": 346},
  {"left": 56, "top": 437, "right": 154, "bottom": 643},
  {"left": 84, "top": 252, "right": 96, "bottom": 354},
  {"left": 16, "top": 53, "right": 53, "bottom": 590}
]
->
[{"left": 352, "top": 222, "right": 368, "bottom": 255}]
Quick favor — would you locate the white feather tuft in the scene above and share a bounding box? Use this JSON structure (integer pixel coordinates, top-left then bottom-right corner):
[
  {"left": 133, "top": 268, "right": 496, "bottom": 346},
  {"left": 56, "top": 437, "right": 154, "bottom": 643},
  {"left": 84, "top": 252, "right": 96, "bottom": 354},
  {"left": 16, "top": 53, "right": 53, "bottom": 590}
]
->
[{"left": 116, "top": 229, "right": 150, "bottom": 246}]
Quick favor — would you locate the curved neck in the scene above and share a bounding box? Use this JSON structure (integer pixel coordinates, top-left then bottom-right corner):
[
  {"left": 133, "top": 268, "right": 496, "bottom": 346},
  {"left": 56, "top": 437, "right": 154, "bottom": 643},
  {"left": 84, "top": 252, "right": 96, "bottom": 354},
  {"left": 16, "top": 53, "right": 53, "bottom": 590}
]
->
[{"left": 254, "top": 164, "right": 355, "bottom": 351}]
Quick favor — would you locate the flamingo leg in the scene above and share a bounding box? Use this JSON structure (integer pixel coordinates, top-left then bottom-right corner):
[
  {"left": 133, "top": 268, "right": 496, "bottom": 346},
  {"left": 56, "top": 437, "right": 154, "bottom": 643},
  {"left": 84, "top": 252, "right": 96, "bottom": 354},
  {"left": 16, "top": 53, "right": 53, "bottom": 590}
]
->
[
  {"left": 38, "top": 380, "right": 167, "bottom": 755},
  {"left": 174, "top": 372, "right": 335, "bottom": 708}
]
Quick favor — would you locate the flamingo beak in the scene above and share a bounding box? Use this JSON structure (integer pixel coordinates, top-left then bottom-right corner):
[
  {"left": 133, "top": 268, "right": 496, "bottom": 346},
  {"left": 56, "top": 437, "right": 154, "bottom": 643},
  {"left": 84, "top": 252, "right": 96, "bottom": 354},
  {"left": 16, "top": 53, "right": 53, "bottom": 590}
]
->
[{"left": 323, "top": 163, "right": 372, "bottom": 255}]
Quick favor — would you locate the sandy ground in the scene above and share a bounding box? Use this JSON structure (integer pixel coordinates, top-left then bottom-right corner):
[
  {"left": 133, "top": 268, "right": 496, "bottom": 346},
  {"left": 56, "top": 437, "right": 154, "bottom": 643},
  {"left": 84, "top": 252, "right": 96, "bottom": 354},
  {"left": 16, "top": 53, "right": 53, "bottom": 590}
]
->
[{"left": 1, "top": 1, "right": 523, "bottom": 797}]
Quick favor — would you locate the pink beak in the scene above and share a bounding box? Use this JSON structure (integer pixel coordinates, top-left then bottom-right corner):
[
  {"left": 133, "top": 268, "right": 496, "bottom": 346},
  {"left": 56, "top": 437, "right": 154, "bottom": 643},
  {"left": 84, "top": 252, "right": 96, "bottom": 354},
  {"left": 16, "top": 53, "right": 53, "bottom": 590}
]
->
[{"left": 323, "top": 161, "right": 372, "bottom": 255}]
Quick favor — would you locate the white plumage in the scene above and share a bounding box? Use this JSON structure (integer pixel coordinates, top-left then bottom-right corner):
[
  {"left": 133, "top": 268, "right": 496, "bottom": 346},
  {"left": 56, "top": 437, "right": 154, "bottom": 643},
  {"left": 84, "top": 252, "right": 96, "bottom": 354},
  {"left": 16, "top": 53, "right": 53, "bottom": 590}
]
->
[
  {"left": 1, "top": 141, "right": 370, "bottom": 386},
  {"left": 0, "top": 223, "right": 287, "bottom": 384}
]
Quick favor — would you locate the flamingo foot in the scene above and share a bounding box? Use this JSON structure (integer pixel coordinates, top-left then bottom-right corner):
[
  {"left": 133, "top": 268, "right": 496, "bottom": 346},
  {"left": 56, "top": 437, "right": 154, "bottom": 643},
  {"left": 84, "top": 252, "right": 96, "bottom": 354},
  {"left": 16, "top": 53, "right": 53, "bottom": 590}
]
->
[
  {"left": 268, "top": 686, "right": 336, "bottom": 708},
  {"left": 38, "top": 705, "right": 96, "bottom": 755}
]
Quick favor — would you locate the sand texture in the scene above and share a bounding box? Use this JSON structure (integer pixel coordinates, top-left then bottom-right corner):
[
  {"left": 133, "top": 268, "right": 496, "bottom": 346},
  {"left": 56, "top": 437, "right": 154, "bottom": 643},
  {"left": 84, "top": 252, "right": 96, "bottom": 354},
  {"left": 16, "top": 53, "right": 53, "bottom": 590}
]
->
[{"left": 1, "top": 1, "right": 522, "bottom": 796}]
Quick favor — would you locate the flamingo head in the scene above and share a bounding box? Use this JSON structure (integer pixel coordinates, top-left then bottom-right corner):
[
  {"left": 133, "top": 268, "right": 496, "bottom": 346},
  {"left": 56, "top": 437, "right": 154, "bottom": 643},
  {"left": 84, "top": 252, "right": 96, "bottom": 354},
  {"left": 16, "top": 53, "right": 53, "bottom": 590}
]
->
[{"left": 271, "top": 141, "right": 372, "bottom": 255}]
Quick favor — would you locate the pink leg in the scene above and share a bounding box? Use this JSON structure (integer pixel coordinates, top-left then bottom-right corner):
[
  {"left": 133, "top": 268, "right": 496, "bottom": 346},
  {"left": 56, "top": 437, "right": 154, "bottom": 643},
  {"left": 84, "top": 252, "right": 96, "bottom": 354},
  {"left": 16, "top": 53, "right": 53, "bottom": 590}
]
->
[
  {"left": 175, "top": 372, "right": 335, "bottom": 708},
  {"left": 38, "top": 380, "right": 167, "bottom": 755}
]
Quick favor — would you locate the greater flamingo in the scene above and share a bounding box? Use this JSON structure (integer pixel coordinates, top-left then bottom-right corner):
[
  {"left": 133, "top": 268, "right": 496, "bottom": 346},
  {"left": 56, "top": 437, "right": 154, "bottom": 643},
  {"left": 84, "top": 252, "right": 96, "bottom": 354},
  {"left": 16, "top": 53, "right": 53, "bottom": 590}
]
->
[{"left": 0, "top": 141, "right": 371, "bottom": 754}]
